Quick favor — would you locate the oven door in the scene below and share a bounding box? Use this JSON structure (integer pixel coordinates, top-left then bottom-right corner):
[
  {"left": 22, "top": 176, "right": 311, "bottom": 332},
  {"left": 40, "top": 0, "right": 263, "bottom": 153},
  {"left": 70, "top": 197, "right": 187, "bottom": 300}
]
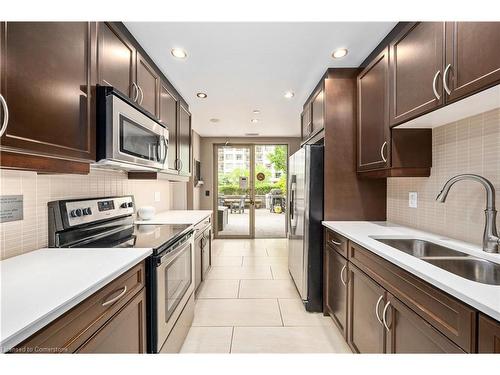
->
[
  {"left": 109, "top": 94, "right": 168, "bottom": 170},
  {"left": 155, "top": 234, "right": 194, "bottom": 351}
]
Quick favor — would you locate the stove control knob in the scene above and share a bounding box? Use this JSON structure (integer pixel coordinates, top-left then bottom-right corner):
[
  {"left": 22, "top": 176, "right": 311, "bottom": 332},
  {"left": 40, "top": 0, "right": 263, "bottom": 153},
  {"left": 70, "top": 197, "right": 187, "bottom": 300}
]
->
[
  {"left": 83, "top": 207, "right": 92, "bottom": 216},
  {"left": 127, "top": 202, "right": 134, "bottom": 208},
  {"left": 71, "top": 208, "right": 83, "bottom": 217},
  {"left": 120, "top": 202, "right": 128, "bottom": 209}
]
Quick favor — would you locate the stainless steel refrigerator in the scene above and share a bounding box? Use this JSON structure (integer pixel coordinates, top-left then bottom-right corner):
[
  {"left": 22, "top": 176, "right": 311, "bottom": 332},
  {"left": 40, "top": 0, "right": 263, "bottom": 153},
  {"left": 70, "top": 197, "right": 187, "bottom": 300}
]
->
[{"left": 287, "top": 144, "right": 324, "bottom": 312}]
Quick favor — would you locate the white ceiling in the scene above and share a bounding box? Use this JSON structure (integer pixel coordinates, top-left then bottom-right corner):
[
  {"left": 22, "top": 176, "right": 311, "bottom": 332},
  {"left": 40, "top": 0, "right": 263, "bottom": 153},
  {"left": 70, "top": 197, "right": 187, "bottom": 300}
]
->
[{"left": 125, "top": 22, "right": 396, "bottom": 137}]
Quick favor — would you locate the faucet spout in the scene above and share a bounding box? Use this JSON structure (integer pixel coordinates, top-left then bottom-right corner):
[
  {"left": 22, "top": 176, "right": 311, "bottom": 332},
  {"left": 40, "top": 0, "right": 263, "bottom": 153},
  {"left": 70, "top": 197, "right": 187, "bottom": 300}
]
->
[{"left": 436, "top": 174, "right": 499, "bottom": 253}]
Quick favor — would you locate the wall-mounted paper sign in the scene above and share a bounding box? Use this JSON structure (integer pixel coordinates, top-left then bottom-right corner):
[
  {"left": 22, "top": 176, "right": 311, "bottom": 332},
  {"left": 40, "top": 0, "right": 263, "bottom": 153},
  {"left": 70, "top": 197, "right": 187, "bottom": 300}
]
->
[
  {"left": 239, "top": 176, "right": 248, "bottom": 189},
  {"left": 0, "top": 195, "right": 23, "bottom": 223}
]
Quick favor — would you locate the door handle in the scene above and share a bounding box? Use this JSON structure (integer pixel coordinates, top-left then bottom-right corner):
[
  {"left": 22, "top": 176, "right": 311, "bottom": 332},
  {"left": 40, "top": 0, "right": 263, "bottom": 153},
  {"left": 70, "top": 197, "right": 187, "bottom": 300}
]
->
[
  {"left": 340, "top": 264, "right": 348, "bottom": 286},
  {"left": 0, "top": 94, "right": 9, "bottom": 138},
  {"left": 380, "top": 141, "right": 388, "bottom": 163},
  {"left": 375, "top": 295, "right": 384, "bottom": 325},
  {"left": 432, "top": 70, "right": 441, "bottom": 100},
  {"left": 329, "top": 239, "right": 342, "bottom": 246},
  {"left": 382, "top": 301, "right": 392, "bottom": 332},
  {"left": 137, "top": 85, "right": 144, "bottom": 105},
  {"left": 443, "top": 64, "right": 452, "bottom": 95},
  {"left": 131, "top": 83, "right": 139, "bottom": 102}
]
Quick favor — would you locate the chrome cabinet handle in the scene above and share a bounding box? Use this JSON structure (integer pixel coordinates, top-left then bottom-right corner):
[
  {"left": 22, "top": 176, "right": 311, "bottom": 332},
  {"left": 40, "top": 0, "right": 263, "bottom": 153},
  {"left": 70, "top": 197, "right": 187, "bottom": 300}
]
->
[
  {"left": 0, "top": 94, "right": 9, "bottom": 138},
  {"left": 178, "top": 159, "right": 183, "bottom": 171},
  {"left": 443, "top": 64, "right": 452, "bottom": 95},
  {"left": 375, "top": 295, "right": 384, "bottom": 325},
  {"left": 329, "top": 239, "right": 342, "bottom": 246},
  {"left": 102, "top": 286, "right": 127, "bottom": 307},
  {"left": 340, "top": 264, "right": 348, "bottom": 286},
  {"left": 380, "top": 141, "right": 388, "bottom": 163},
  {"left": 131, "top": 83, "right": 139, "bottom": 102},
  {"left": 382, "top": 301, "right": 392, "bottom": 332},
  {"left": 138, "top": 85, "right": 144, "bottom": 105},
  {"left": 432, "top": 70, "right": 441, "bottom": 100}
]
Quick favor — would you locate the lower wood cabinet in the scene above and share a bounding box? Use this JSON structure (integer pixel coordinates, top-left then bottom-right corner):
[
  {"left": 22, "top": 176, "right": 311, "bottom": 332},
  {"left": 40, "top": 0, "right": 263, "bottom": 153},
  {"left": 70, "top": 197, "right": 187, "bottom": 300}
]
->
[
  {"left": 324, "top": 244, "right": 348, "bottom": 337},
  {"left": 478, "top": 313, "right": 500, "bottom": 353},
  {"left": 76, "top": 289, "right": 146, "bottom": 353},
  {"left": 347, "top": 263, "right": 386, "bottom": 353},
  {"left": 384, "top": 293, "right": 463, "bottom": 353},
  {"left": 12, "top": 262, "right": 146, "bottom": 354},
  {"left": 324, "top": 228, "right": 496, "bottom": 354}
]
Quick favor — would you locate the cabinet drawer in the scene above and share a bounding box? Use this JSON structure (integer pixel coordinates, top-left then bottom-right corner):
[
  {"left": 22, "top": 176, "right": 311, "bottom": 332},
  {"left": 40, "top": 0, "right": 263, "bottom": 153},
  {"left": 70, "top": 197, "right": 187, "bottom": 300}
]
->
[
  {"left": 13, "top": 261, "right": 145, "bottom": 353},
  {"left": 478, "top": 313, "right": 500, "bottom": 353},
  {"left": 325, "top": 229, "right": 348, "bottom": 258},
  {"left": 348, "top": 242, "right": 476, "bottom": 352}
]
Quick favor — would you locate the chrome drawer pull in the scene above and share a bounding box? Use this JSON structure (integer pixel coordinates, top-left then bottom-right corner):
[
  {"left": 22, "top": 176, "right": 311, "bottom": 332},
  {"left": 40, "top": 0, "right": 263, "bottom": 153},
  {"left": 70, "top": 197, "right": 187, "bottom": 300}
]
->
[
  {"left": 375, "top": 295, "right": 384, "bottom": 325},
  {"left": 329, "top": 239, "right": 342, "bottom": 246},
  {"left": 102, "top": 285, "right": 127, "bottom": 306},
  {"left": 443, "top": 64, "right": 452, "bottom": 95},
  {"left": 382, "top": 301, "right": 392, "bottom": 332},
  {"left": 380, "top": 141, "right": 388, "bottom": 163}
]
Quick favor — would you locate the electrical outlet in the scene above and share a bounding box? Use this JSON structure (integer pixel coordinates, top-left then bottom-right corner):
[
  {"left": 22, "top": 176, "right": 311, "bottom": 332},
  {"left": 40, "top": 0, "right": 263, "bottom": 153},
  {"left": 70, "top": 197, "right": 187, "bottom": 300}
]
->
[
  {"left": 409, "top": 192, "right": 418, "bottom": 208},
  {"left": 154, "top": 191, "right": 161, "bottom": 202}
]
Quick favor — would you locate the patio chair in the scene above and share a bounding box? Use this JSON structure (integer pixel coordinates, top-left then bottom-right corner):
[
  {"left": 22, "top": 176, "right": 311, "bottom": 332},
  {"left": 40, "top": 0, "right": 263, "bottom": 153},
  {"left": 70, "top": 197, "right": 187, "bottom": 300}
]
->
[{"left": 230, "top": 197, "right": 245, "bottom": 214}]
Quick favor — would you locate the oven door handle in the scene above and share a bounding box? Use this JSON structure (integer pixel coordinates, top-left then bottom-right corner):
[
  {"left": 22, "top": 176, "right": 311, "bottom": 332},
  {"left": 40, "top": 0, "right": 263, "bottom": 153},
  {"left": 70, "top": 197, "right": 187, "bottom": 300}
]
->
[{"left": 158, "top": 234, "right": 193, "bottom": 266}]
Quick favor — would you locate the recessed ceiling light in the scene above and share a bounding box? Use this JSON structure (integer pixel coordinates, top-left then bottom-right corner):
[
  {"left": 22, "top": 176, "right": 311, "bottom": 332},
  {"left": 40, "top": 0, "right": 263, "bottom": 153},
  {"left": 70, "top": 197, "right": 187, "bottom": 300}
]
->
[
  {"left": 251, "top": 119, "right": 259, "bottom": 123},
  {"left": 209, "top": 118, "right": 220, "bottom": 123},
  {"left": 252, "top": 109, "right": 261, "bottom": 114},
  {"left": 332, "top": 48, "right": 348, "bottom": 59},
  {"left": 171, "top": 48, "right": 188, "bottom": 59},
  {"left": 196, "top": 92, "right": 208, "bottom": 99},
  {"left": 284, "top": 91, "right": 295, "bottom": 99}
]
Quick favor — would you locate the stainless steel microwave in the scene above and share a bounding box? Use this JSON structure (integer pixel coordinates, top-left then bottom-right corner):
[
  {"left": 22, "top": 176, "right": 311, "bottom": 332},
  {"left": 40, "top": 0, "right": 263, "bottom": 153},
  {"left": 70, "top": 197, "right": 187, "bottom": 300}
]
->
[{"left": 96, "top": 86, "right": 168, "bottom": 171}]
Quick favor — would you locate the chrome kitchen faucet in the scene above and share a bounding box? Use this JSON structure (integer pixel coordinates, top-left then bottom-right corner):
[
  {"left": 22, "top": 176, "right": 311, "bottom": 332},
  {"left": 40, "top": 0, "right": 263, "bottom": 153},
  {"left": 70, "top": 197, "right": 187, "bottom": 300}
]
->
[{"left": 436, "top": 174, "right": 499, "bottom": 253}]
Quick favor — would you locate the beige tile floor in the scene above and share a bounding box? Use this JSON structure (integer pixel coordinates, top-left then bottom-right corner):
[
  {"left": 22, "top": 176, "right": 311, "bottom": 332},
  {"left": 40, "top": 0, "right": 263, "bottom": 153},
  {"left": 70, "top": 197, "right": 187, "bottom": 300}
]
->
[{"left": 181, "top": 238, "right": 352, "bottom": 354}]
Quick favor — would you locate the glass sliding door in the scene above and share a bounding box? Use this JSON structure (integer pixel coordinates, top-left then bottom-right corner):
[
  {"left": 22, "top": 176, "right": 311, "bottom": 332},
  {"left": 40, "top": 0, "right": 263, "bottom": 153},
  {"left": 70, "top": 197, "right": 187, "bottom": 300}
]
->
[
  {"left": 214, "top": 145, "right": 254, "bottom": 238},
  {"left": 254, "top": 144, "right": 288, "bottom": 238}
]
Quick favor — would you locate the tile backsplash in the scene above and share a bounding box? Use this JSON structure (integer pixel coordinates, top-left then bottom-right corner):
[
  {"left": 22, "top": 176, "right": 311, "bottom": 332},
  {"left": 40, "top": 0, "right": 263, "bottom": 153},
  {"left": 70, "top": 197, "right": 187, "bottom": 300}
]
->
[
  {"left": 387, "top": 108, "right": 500, "bottom": 246},
  {"left": 0, "top": 168, "right": 175, "bottom": 260}
]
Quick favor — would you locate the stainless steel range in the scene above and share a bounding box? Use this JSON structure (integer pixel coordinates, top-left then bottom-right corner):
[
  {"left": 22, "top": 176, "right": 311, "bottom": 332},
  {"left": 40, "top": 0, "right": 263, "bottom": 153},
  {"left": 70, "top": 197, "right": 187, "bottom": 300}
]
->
[{"left": 47, "top": 195, "right": 195, "bottom": 353}]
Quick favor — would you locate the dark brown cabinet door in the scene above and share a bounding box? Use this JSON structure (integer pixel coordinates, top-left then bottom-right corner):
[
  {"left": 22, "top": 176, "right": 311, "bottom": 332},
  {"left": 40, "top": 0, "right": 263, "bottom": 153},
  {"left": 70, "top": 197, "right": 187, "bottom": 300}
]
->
[
  {"left": 98, "top": 22, "right": 136, "bottom": 99},
  {"left": 0, "top": 22, "right": 95, "bottom": 162},
  {"left": 478, "top": 314, "right": 500, "bottom": 353},
  {"left": 384, "top": 293, "right": 463, "bottom": 353},
  {"left": 76, "top": 289, "right": 147, "bottom": 353},
  {"left": 390, "top": 22, "right": 445, "bottom": 126},
  {"left": 357, "top": 47, "right": 390, "bottom": 172},
  {"left": 311, "top": 88, "right": 324, "bottom": 134},
  {"left": 159, "top": 81, "right": 178, "bottom": 171},
  {"left": 136, "top": 52, "right": 159, "bottom": 117},
  {"left": 178, "top": 104, "right": 191, "bottom": 176},
  {"left": 302, "top": 103, "right": 311, "bottom": 141},
  {"left": 347, "top": 264, "right": 386, "bottom": 353},
  {"left": 445, "top": 22, "right": 500, "bottom": 102},
  {"left": 324, "top": 245, "right": 348, "bottom": 338}
]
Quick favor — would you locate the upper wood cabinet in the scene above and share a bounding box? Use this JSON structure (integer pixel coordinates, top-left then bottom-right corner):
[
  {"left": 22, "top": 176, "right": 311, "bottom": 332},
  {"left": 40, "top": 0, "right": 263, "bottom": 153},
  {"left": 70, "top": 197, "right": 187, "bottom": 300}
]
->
[
  {"left": 389, "top": 22, "right": 445, "bottom": 125},
  {"left": 0, "top": 22, "right": 96, "bottom": 166},
  {"left": 136, "top": 52, "right": 160, "bottom": 117},
  {"left": 301, "top": 102, "right": 312, "bottom": 141},
  {"left": 357, "top": 47, "right": 390, "bottom": 172},
  {"left": 324, "top": 244, "right": 348, "bottom": 338},
  {"left": 445, "top": 22, "right": 500, "bottom": 102},
  {"left": 159, "top": 81, "right": 178, "bottom": 171},
  {"left": 311, "top": 86, "right": 324, "bottom": 134},
  {"left": 178, "top": 104, "right": 192, "bottom": 176},
  {"left": 97, "top": 22, "right": 136, "bottom": 100}
]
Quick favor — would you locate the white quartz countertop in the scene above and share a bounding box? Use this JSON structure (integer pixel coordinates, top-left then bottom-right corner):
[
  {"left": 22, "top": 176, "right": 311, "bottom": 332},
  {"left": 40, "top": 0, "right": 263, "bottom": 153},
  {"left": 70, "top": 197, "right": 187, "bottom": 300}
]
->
[
  {"left": 322, "top": 221, "right": 500, "bottom": 321},
  {"left": 0, "top": 247, "right": 152, "bottom": 353},
  {"left": 135, "top": 209, "right": 212, "bottom": 225}
]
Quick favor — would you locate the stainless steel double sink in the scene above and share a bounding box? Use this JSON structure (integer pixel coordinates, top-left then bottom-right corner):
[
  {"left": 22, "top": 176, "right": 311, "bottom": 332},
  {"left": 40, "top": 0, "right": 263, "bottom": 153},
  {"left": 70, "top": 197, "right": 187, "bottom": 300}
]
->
[{"left": 372, "top": 238, "right": 500, "bottom": 285}]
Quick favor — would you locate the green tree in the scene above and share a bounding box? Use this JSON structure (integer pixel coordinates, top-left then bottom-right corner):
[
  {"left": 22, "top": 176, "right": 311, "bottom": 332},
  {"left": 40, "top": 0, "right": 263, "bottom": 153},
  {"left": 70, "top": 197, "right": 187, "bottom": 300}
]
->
[{"left": 268, "top": 145, "right": 287, "bottom": 173}]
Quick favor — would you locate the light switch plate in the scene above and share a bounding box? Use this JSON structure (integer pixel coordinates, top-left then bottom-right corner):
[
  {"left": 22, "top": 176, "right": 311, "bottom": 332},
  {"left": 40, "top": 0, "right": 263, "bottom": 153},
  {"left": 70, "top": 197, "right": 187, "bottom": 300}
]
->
[
  {"left": 409, "top": 192, "right": 418, "bottom": 208},
  {"left": 154, "top": 191, "right": 161, "bottom": 202}
]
